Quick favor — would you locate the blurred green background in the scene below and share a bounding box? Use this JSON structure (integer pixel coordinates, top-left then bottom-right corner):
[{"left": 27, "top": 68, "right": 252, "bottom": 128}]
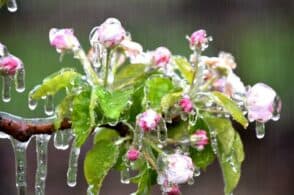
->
[{"left": 0, "top": 0, "right": 293, "bottom": 194}]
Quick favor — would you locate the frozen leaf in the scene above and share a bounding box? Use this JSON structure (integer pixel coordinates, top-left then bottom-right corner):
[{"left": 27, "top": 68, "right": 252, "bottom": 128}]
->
[{"left": 173, "top": 56, "right": 194, "bottom": 84}]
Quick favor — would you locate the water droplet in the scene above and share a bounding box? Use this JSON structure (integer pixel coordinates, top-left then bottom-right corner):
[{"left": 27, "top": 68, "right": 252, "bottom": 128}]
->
[
  {"left": 180, "top": 112, "right": 188, "bottom": 121},
  {"left": 120, "top": 167, "right": 130, "bottom": 184},
  {"left": 209, "top": 129, "right": 218, "bottom": 155},
  {"left": 28, "top": 96, "right": 38, "bottom": 110},
  {"left": 2, "top": 75, "right": 12, "bottom": 102},
  {"left": 157, "top": 120, "right": 167, "bottom": 146},
  {"left": 194, "top": 167, "right": 201, "bottom": 177},
  {"left": 7, "top": 0, "right": 18, "bottom": 12},
  {"left": 53, "top": 129, "right": 72, "bottom": 150},
  {"left": 0, "top": 132, "right": 10, "bottom": 139},
  {"left": 87, "top": 185, "right": 95, "bottom": 195},
  {"left": 187, "top": 177, "right": 194, "bottom": 185},
  {"left": 35, "top": 134, "right": 51, "bottom": 195},
  {"left": 255, "top": 121, "right": 265, "bottom": 139},
  {"left": 67, "top": 140, "right": 80, "bottom": 187},
  {"left": 11, "top": 138, "right": 31, "bottom": 195},
  {"left": 188, "top": 112, "right": 198, "bottom": 126},
  {"left": 44, "top": 95, "right": 54, "bottom": 116},
  {"left": 15, "top": 68, "right": 25, "bottom": 93},
  {"left": 272, "top": 95, "right": 282, "bottom": 121}
]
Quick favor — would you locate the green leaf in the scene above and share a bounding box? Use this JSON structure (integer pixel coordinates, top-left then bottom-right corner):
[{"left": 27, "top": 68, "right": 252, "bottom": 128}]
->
[
  {"left": 54, "top": 94, "right": 73, "bottom": 129},
  {"left": 167, "top": 120, "right": 188, "bottom": 140},
  {"left": 173, "top": 56, "right": 194, "bottom": 84},
  {"left": 133, "top": 168, "right": 152, "bottom": 195},
  {"left": 72, "top": 90, "right": 92, "bottom": 147},
  {"left": 30, "top": 68, "right": 81, "bottom": 100},
  {"left": 0, "top": 0, "right": 7, "bottom": 7},
  {"left": 84, "top": 140, "right": 119, "bottom": 195},
  {"left": 94, "top": 127, "right": 120, "bottom": 144},
  {"left": 203, "top": 115, "right": 244, "bottom": 195},
  {"left": 94, "top": 87, "right": 133, "bottom": 120},
  {"left": 145, "top": 76, "right": 174, "bottom": 110},
  {"left": 161, "top": 91, "right": 182, "bottom": 112},
  {"left": 113, "top": 63, "right": 146, "bottom": 89},
  {"left": 129, "top": 85, "right": 144, "bottom": 122},
  {"left": 211, "top": 91, "right": 248, "bottom": 128},
  {"left": 189, "top": 119, "right": 215, "bottom": 170}
]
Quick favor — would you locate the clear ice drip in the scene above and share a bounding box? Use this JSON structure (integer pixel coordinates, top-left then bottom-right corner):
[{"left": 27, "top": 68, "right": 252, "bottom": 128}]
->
[
  {"left": 255, "top": 121, "right": 265, "bottom": 139},
  {"left": 157, "top": 119, "right": 168, "bottom": 147},
  {"left": 2, "top": 75, "right": 12, "bottom": 102},
  {"left": 15, "top": 68, "right": 25, "bottom": 93},
  {"left": 11, "top": 138, "right": 30, "bottom": 195},
  {"left": 7, "top": 0, "right": 18, "bottom": 12},
  {"left": 44, "top": 95, "right": 54, "bottom": 116},
  {"left": 67, "top": 140, "right": 81, "bottom": 187},
  {"left": 53, "top": 129, "right": 72, "bottom": 150},
  {"left": 35, "top": 134, "right": 51, "bottom": 195}
]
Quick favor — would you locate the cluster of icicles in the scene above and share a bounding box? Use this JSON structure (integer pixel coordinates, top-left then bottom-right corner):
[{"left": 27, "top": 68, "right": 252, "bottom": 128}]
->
[
  {"left": 0, "top": 116, "right": 80, "bottom": 195},
  {"left": 4, "top": 0, "right": 18, "bottom": 13}
]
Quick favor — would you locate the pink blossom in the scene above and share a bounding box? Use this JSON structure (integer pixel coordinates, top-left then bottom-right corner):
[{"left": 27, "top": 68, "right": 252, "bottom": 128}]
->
[
  {"left": 126, "top": 148, "right": 140, "bottom": 161},
  {"left": 49, "top": 28, "right": 80, "bottom": 53},
  {"left": 95, "top": 18, "right": 126, "bottom": 48},
  {"left": 152, "top": 47, "right": 171, "bottom": 68},
  {"left": 246, "top": 83, "right": 278, "bottom": 123},
  {"left": 167, "top": 185, "right": 181, "bottom": 195},
  {"left": 179, "top": 96, "right": 193, "bottom": 113},
  {"left": 120, "top": 39, "right": 143, "bottom": 59},
  {"left": 188, "top": 29, "right": 210, "bottom": 50},
  {"left": 158, "top": 153, "right": 194, "bottom": 185},
  {"left": 0, "top": 55, "right": 22, "bottom": 75},
  {"left": 137, "top": 109, "right": 161, "bottom": 132},
  {"left": 190, "top": 130, "right": 209, "bottom": 151}
]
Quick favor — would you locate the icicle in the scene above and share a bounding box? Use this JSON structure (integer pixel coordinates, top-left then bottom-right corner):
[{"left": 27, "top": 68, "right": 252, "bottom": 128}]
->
[
  {"left": 194, "top": 167, "right": 201, "bottom": 177},
  {"left": 44, "top": 95, "right": 54, "bottom": 116},
  {"left": 2, "top": 75, "right": 12, "bottom": 102},
  {"left": 35, "top": 134, "right": 51, "bottom": 195},
  {"left": 7, "top": 0, "right": 18, "bottom": 12},
  {"left": 188, "top": 112, "right": 198, "bottom": 126},
  {"left": 255, "top": 121, "right": 265, "bottom": 139},
  {"left": 157, "top": 119, "right": 167, "bottom": 147},
  {"left": 53, "top": 129, "right": 72, "bottom": 150},
  {"left": 87, "top": 185, "right": 95, "bottom": 195},
  {"left": 15, "top": 67, "right": 25, "bottom": 93},
  {"left": 180, "top": 112, "right": 188, "bottom": 121},
  {"left": 226, "top": 155, "right": 238, "bottom": 173},
  {"left": 11, "top": 138, "right": 30, "bottom": 195},
  {"left": 187, "top": 177, "right": 194, "bottom": 185},
  {"left": 0, "top": 132, "right": 10, "bottom": 139},
  {"left": 28, "top": 90, "right": 38, "bottom": 110},
  {"left": 209, "top": 129, "right": 218, "bottom": 155},
  {"left": 120, "top": 167, "right": 131, "bottom": 184},
  {"left": 272, "top": 95, "right": 282, "bottom": 121},
  {"left": 67, "top": 140, "right": 80, "bottom": 187}
]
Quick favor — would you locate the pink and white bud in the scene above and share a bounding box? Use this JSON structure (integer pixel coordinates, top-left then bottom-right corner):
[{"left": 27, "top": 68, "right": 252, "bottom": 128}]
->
[
  {"left": 246, "top": 83, "right": 280, "bottom": 123},
  {"left": 94, "top": 18, "right": 126, "bottom": 48},
  {"left": 152, "top": 47, "right": 171, "bottom": 68},
  {"left": 188, "top": 29, "right": 211, "bottom": 51},
  {"left": 49, "top": 28, "right": 80, "bottom": 53},
  {"left": 0, "top": 55, "right": 22, "bottom": 75},
  {"left": 137, "top": 109, "right": 161, "bottom": 132},
  {"left": 190, "top": 130, "right": 209, "bottom": 151},
  {"left": 179, "top": 96, "right": 193, "bottom": 113},
  {"left": 167, "top": 185, "right": 181, "bottom": 195},
  {"left": 126, "top": 148, "right": 140, "bottom": 161},
  {"left": 120, "top": 39, "right": 143, "bottom": 59},
  {"left": 158, "top": 153, "right": 194, "bottom": 185}
]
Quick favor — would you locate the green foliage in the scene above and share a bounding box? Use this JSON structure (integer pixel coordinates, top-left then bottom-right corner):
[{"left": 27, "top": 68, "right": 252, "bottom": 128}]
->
[
  {"left": 211, "top": 91, "right": 248, "bottom": 128},
  {"left": 94, "top": 86, "right": 133, "bottom": 120},
  {"left": 145, "top": 76, "right": 175, "bottom": 110},
  {"left": 0, "top": 0, "right": 7, "bottom": 7},
  {"left": 161, "top": 91, "right": 182, "bottom": 112},
  {"left": 54, "top": 94, "right": 73, "bottom": 129},
  {"left": 203, "top": 115, "right": 244, "bottom": 195},
  {"left": 84, "top": 140, "right": 119, "bottom": 195},
  {"left": 71, "top": 90, "right": 92, "bottom": 147},
  {"left": 29, "top": 68, "right": 81, "bottom": 100},
  {"left": 173, "top": 56, "right": 194, "bottom": 84},
  {"left": 133, "top": 168, "right": 153, "bottom": 195},
  {"left": 94, "top": 127, "right": 120, "bottom": 144}
]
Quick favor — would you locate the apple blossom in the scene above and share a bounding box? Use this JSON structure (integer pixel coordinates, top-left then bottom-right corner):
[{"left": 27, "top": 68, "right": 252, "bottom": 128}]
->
[
  {"left": 137, "top": 109, "right": 161, "bottom": 132},
  {"left": 187, "top": 29, "right": 211, "bottom": 51},
  {"left": 126, "top": 148, "right": 140, "bottom": 161},
  {"left": 190, "top": 130, "right": 209, "bottom": 151},
  {"left": 152, "top": 47, "right": 171, "bottom": 68},
  {"left": 49, "top": 28, "right": 80, "bottom": 53},
  {"left": 179, "top": 96, "right": 193, "bottom": 113},
  {"left": 0, "top": 55, "right": 22, "bottom": 75},
  {"left": 246, "top": 83, "right": 281, "bottom": 123}
]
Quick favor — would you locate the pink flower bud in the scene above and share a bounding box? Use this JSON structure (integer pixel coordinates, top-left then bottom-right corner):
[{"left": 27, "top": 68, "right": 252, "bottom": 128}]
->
[
  {"left": 246, "top": 83, "right": 280, "bottom": 123},
  {"left": 179, "top": 96, "right": 193, "bottom": 113},
  {"left": 137, "top": 109, "right": 161, "bottom": 132},
  {"left": 188, "top": 29, "right": 211, "bottom": 51},
  {"left": 120, "top": 39, "right": 143, "bottom": 59},
  {"left": 0, "top": 55, "right": 22, "bottom": 75},
  {"left": 95, "top": 18, "right": 126, "bottom": 48},
  {"left": 158, "top": 153, "right": 194, "bottom": 185},
  {"left": 152, "top": 47, "right": 171, "bottom": 68},
  {"left": 167, "top": 185, "right": 181, "bottom": 195},
  {"left": 49, "top": 28, "right": 80, "bottom": 53},
  {"left": 190, "top": 130, "right": 209, "bottom": 151},
  {"left": 126, "top": 148, "right": 140, "bottom": 161}
]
